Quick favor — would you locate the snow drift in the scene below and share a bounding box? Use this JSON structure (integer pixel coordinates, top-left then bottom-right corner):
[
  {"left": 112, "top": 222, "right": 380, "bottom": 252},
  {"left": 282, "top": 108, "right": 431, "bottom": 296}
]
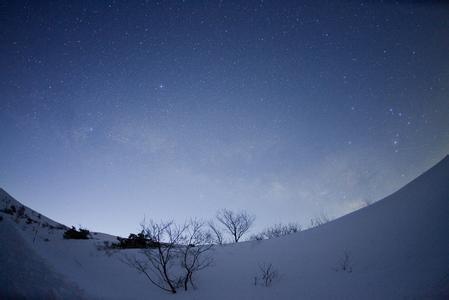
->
[{"left": 1, "top": 155, "right": 449, "bottom": 299}]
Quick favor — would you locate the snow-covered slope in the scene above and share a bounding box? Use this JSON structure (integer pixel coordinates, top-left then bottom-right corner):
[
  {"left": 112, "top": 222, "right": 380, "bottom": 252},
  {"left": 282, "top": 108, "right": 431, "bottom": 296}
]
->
[{"left": 1, "top": 155, "right": 449, "bottom": 299}]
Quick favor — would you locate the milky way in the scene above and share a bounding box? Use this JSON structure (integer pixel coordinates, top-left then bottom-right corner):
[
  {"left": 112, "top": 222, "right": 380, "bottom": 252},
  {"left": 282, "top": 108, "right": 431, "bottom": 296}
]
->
[{"left": 1, "top": 1, "right": 448, "bottom": 235}]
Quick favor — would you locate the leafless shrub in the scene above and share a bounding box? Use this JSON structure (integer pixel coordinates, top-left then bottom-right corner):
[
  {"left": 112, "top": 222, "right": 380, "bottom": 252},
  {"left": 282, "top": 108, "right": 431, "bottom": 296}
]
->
[
  {"left": 266, "top": 223, "right": 301, "bottom": 238},
  {"left": 254, "top": 262, "right": 278, "bottom": 287},
  {"left": 309, "top": 213, "right": 332, "bottom": 228},
  {"left": 123, "top": 220, "right": 186, "bottom": 293},
  {"left": 216, "top": 209, "right": 255, "bottom": 243},
  {"left": 251, "top": 223, "right": 302, "bottom": 240},
  {"left": 124, "top": 219, "right": 213, "bottom": 293},
  {"left": 249, "top": 233, "right": 264, "bottom": 241},
  {"left": 334, "top": 250, "right": 352, "bottom": 273}
]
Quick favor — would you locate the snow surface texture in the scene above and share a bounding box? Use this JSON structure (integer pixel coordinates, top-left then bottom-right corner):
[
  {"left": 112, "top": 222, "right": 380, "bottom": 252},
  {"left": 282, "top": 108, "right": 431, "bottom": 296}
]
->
[{"left": 1, "top": 155, "right": 449, "bottom": 299}]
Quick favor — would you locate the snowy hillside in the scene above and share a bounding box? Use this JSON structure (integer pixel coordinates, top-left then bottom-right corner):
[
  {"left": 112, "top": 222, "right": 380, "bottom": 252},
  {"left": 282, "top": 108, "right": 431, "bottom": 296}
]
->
[{"left": 1, "top": 155, "right": 449, "bottom": 299}]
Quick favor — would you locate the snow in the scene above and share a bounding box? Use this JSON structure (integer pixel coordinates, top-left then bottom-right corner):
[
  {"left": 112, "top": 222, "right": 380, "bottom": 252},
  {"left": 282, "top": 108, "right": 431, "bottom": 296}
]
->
[
  {"left": 1, "top": 155, "right": 449, "bottom": 299},
  {"left": 0, "top": 217, "right": 84, "bottom": 299}
]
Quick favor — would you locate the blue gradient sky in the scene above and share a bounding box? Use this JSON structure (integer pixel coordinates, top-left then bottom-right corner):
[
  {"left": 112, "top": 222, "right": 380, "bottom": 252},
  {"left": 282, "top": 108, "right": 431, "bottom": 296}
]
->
[{"left": 1, "top": 1, "right": 448, "bottom": 236}]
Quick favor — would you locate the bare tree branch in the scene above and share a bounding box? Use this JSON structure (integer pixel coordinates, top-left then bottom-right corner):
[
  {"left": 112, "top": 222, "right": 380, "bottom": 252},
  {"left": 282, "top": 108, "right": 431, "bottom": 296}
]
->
[
  {"left": 255, "top": 262, "right": 278, "bottom": 287},
  {"left": 125, "top": 220, "right": 186, "bottom": 294},
  {"left": 180, "top": 219, "right": 214, "bottom": 290},
  {"left": 123, "top": 219, "right": 213, "bottom": 293},
  {"left": 208, "top": 220, "right": 224, "bottom": 245}
]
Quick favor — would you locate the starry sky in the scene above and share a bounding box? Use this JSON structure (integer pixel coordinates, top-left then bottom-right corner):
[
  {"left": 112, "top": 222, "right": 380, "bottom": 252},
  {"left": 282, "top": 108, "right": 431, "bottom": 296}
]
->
[{"left": 1, "top": 0, "right": 448, "bottom": 236}]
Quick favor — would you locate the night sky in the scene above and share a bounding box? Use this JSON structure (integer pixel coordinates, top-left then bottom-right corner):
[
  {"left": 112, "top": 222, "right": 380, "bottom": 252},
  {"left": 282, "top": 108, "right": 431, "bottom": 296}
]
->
[{"left": 1, "top": 1, "right": 448, "bottom": 236}]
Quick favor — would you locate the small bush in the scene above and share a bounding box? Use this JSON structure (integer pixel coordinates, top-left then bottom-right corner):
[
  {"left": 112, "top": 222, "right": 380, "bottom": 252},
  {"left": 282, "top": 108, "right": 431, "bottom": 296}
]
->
[
  {"left": 113, "top": 231, "right": 159, "bottom": 249},
  {"left": 249, "top": 233, "right": 264, "bottom": 241},
  {"left": 0, "top": 215, "right": 3, "bottom": 222},
  {"left": 250, "top": 223, "right": 302, "bottom": 241},
  {"left": 254, "top": 262, "right": 278, "bottom": 287},
  {"left": 26, "top": 217, "right": 38, "bottom": 224},
  {"left": 17, "top": 205, "right": 25, "bottom": 218},
  {"left": 334, "top": 250, "right": 353, "bottom": 273},
  {"left": 1, "top": 205, "right": 16, "bottom": 215},
  {"left": 310, "top": 213, "right": 332, "bottom": 228},
  {"left": 63, "top": 226, "right": 91, "bottom": 239}
]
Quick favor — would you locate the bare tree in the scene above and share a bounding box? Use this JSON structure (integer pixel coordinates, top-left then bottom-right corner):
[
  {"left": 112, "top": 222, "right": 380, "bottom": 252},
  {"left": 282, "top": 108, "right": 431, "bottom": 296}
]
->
[
  {"left": 124, "top": 219, "right": 214, "bottom": 293},
  {"left": 216, "top": 209, "right": 255, "bottom": 243},
  {"left": 180, "top": 219, "right": 214, "bottom": 290},
  {"left": 208, "top": 220, "right": 224, "bottom": 245},
  {"left": 123, "top": 220, "right": 187, "bottom": 294}
]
